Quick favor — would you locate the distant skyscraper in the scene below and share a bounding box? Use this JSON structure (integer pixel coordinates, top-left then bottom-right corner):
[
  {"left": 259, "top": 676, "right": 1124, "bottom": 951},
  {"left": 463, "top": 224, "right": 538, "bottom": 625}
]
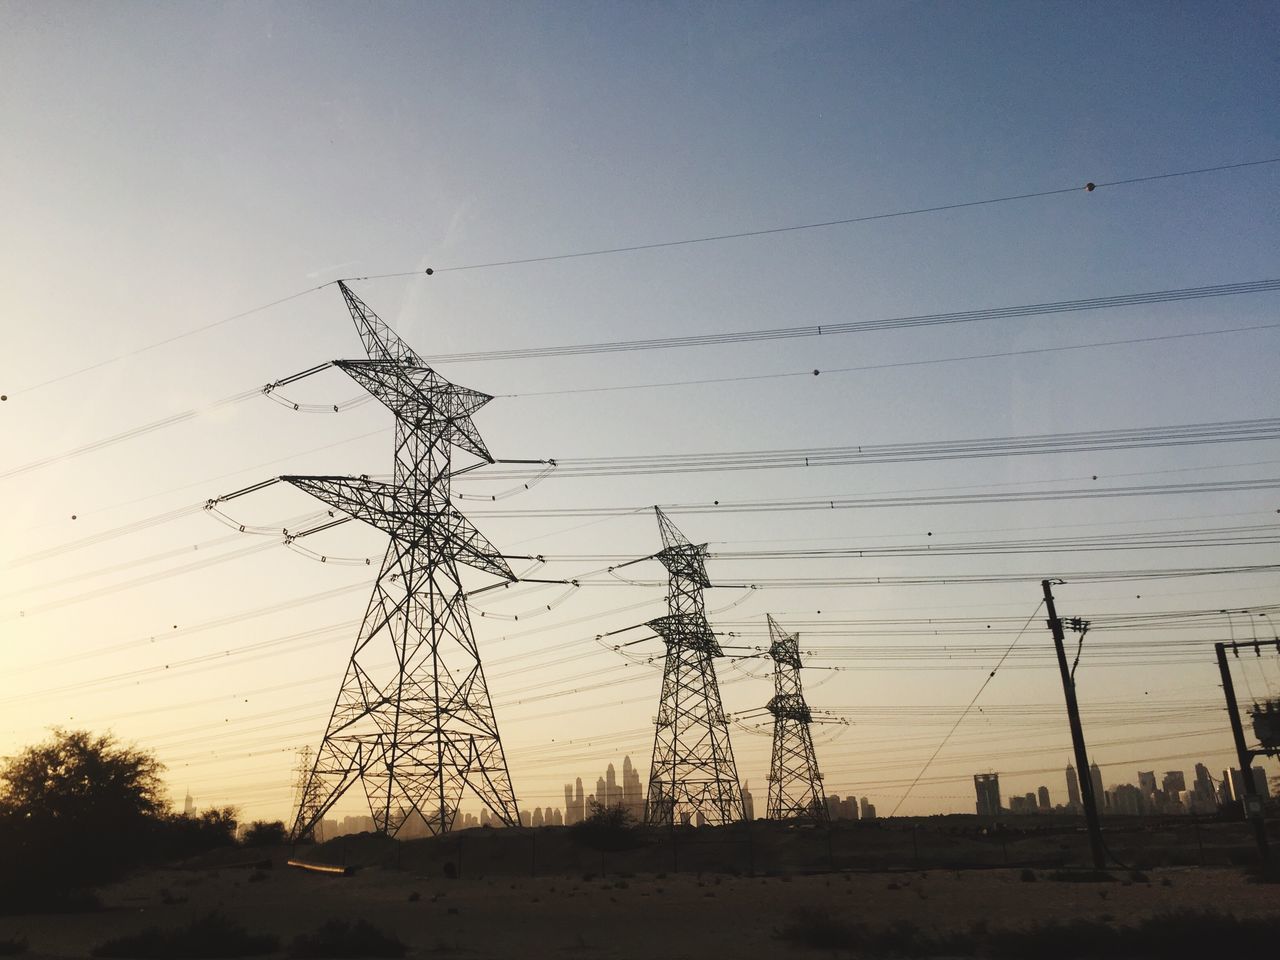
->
[
  {"left": 606, "top": 763, "right": 619, "bottom": 807},
  {"left": 1037, "top": 786, "right": 1050, "bottom": 810},
  {"left": 1089, "top": 763, "right": 1104, "bottom": 810},
  {"left": 1161, "top": 771, "right": 1186, "bottom": 797},
  {"left": 551, "top": 808, "right": 563, "bottom": 826},
  {"left": 1137, "top": 770, "right": 1158, "bottom": 800},
  {"left": 532, "top": 807, "right": 544, "bottom": 828},
  {"left": 622, "top": 756, "right": 643, "bottom": 818},
  {"left": 595, "top": 776, "right": 607, "bottom": 810},
  {"left": 859, "top": 797, "right": 876, "bottom": 820},
  {"left": 575, "top": 778, "right": 585, "bottom": 823},
  {"left": 1065, "top": 763, "right": 1082, "bottom": 811},
  {"left": 564, "top": 784, "right": 574, "bottom": 824},
  {"left": 974, "top": 773, "right": 1001, "bottom": 817},
  {"left": 520, "top": 811, "right": 532, "bottom": 827},
  {"left": 183, "top": 790, "right": 195, "bottom": 816},
  {"left": 742, "top": 781, "right": 755, "bottom": 821}
]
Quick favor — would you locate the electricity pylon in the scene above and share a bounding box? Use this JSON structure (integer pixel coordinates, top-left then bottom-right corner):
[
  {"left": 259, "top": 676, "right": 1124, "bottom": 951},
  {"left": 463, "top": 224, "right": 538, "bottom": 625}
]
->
[
  {"left": 644, "top": 507, "right": 744, "bottom": 826},
  {"left": 765, "top": 614, "right": 828, "bottom": 821},
  {"left": 272, "top": 282, "right": 520, "bottom": 840}
]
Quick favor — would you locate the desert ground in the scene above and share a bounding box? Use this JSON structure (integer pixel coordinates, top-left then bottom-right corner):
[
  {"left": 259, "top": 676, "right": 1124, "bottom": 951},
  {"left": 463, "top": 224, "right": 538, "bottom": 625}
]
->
[{"left": 3, "top": 819, "right": 1278, "bottom": 958}]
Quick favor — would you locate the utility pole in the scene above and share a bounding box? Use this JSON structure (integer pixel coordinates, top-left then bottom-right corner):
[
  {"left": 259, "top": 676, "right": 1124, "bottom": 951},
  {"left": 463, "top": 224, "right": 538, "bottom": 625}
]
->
[
  {"left": 1214, "top": 641, "right": 1270, "bottom": 862},
  {"left": 643, "top": 507, "right": 744, "bottom": 827},
  {"left": 1043, "top": 579, "right": 1106, "bottom": 870}
]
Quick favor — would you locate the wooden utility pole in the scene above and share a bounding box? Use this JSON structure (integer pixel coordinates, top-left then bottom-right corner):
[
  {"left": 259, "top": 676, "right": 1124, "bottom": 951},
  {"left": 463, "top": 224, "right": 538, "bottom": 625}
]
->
[
  {"left": 1214, "top": 641, "right": 1269, "bottom": 862},
  {"left": 1043, "top": 580, "right": 1106, "bottom": 870}
]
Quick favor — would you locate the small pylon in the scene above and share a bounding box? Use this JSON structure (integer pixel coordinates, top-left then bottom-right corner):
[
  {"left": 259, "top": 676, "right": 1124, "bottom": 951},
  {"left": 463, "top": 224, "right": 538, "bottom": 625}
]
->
[
  {"left": 765, "top": 614, "right": 828, "bottom": 821},
  {"left": 644, "top": 507, "right": 744, "bottom": 826}
]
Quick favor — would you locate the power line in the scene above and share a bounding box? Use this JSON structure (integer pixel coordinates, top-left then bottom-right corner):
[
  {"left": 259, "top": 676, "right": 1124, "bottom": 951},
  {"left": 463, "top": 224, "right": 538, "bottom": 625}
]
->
[
  {"left": 434, "top": 279, "right": 1280, "bottom": 365},
  {"left": 501, "top": 321, "right": 1280, "bottom": 397},
  {"left": 6, "top": 157, "right": 1275, "bottom": 398},
  {"left": 351, "top": 158, "right": 1280, "bottom": 279},
  {"left": 888, "top": 601, "right": 1044, "bottom": 816}
]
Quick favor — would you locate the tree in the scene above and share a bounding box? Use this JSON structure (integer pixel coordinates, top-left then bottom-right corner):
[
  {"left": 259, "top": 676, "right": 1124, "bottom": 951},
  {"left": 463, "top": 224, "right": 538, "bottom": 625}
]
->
[
  {"left": 569, "top": 800, "right": 643, "bottom": 852},
  {"left": 0, "top": 729, "right": 165, "bottom": 826},
  {"left": 241, "top": 820, "right": 287, "bottom": 846},
  {"left": 0, "top": 729, "right": 167, "bottom": 907}
]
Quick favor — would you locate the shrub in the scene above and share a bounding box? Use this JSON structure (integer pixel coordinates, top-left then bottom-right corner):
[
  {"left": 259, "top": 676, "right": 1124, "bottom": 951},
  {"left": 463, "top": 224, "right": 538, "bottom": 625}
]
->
[
  {"left": 289, "top": 919, "right": 406, "bottom": 958},
  {"left": 92, "top": 912, "right": 277, "bottom": 958},
  {"left": 569, "top": 801, "right": 643, "bottom": 851},
  {"left": 241, "top": 820, "right": 287, "bottom": 846}
]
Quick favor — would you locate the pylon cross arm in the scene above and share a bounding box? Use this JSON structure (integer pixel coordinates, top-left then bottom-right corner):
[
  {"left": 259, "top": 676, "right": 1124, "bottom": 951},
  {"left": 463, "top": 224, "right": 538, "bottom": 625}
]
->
[
  {"left": 336, "top": 360, "right": 495, "bottom": 462},
  {"left": 281, "top": 475, "right": 515, "bottom": 579}
]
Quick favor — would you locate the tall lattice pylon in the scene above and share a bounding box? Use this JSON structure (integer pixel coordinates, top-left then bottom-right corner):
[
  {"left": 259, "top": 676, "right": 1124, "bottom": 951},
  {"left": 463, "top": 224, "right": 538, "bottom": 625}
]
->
[
  {"left": 643, "top": 507, "right": 744, "bottom": 826},
  {"left": 276, "top": 282, "right": 520, "bottom": 839},
  {"left": 765, "top": 614, "right": 828, "bottom": 821}
]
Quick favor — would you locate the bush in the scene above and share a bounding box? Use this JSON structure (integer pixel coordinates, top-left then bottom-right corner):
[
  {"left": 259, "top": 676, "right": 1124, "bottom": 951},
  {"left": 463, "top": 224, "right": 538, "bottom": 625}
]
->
[
  {"left": 241, "top": 820, "right": 287, "bottom": 846},
  {"left": 570, "top": 801, "right": 643, "bottom": 852},
  {"left": 0, "top": 730, "right": 166, "bottom": 907},
  {"left": 92, "top": 912, "right": 277, "bottom": 958},
  {"left": 289, "top": 919, "right": 406, "bottom": 958}
]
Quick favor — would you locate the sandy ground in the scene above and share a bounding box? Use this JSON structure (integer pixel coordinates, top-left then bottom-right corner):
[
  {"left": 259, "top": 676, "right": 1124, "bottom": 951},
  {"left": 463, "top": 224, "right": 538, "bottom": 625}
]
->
[{"left": 2, "top": 861, "right": 1278, "bottom": 959}]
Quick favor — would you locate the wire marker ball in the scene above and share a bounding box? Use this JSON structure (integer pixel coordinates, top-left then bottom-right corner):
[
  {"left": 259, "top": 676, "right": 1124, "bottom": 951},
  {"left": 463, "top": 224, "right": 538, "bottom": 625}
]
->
[
  {"left": 1, "top": 394, "right": 7, "bottom": 401},
  {"left": 425, "top": 267, "right": 434, "bottom": 275},
  {"left": 1085, "top": 182, "right": 1096, "bottom": 192},
  {"left": 71, "top": 514, "right": 77, "bottom": 520}
]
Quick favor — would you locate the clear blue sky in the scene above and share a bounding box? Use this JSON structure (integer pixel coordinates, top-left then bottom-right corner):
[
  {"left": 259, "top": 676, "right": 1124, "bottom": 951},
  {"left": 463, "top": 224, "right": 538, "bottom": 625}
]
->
[{"left": 2, "top": 1, "right": 1278, "bottom": 821}]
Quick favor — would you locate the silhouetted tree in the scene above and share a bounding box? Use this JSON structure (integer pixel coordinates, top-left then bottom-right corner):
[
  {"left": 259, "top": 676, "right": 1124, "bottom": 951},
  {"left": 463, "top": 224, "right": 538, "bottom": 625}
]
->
[
  {"left": 241, "top": 820, "right": 287, "bottom": 846},
  {"left": 162, "top": 806, "right": 240, "bottom": 858},
  {"left": 569, "top": 800, "right": 643, "bottom": 851},
  {"left": 0, "top": 729, "right": 166, "bottom": 910}
]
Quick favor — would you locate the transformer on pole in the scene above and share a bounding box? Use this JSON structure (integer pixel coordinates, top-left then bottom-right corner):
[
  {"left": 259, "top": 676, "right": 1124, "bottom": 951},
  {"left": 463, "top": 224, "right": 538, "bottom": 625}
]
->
[
  {"left": 223, "top": 283, "right": 522, "bottom": 840},
  {"left": 764, "top": 614, "right": 828, "bottom": 821},
  {"left": 643, "top": 507, "right": 744, "bottom": 826}
]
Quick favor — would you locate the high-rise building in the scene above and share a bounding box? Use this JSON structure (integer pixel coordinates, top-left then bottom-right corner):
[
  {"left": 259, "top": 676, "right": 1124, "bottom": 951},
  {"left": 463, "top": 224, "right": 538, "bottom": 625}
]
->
[
  {"left": 742, "top": 781, "right": 755, "bottom": 821},
  {"left": 1137, "top": 770, "right": 1158, "bottom": 800},
  {"left": 551, "top": 808, "right": 563, "bottom": 826},
  {"left": 183, "top": 790, "right": 195, "bottom": 816},
  {"left": 974, "top": 773, "right": 1001, "bottom": 817},
  {"left": 564, "top": 784, "right": 575, "bottom": 825},
  {"left": 826, "top": 794, "right": 842, "bottom": 821},
  {"left": 595, "top": 776, "right": 607, "bottom": 811},
  {"left": 621, "top": 756, "right": 644, "bottom": 819},
  {"left": 1037, "top": 786, "right": 1051, "bottom": 810},
  {"left": 605, "top": 764, "right": 619, "bottom": 808},
  {"left": 1065, "top": 763, "right": 1082, "bottom": 811},
  {"left": 841, "top": 796, "right": 858, "bottom": 820},
  {"left": 1162, "top": 771, "right": 1186, "bottom": 797},
  {"left": 1089, "top": 763, "right": 1104, "bottom": 810},
  {"left": 520, "top": 811, "right": 532, "bottom": 827},
  {"left": 532, "top": 808, "right": 544, "bottom": 828},
  {"left": 860, "top": 797, "right": 876, "bottom": 820},
  {"left": 1110, "top": 783, "right": 1143, "bottom": 816},
  {"left": 575, "top": 778, "right": 585, "bottom": 823}
]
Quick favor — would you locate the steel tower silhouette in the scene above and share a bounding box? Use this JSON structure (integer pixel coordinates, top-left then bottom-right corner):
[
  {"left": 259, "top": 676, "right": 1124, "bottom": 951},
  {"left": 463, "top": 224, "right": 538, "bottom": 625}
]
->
[
  {"left": 764, "top": 614, "right": 827, "bottom": 821},
  {"left": 264, "top": 282, "right": 520, "bottom": 839},
  {"left": 643, "top": 507, "right": 744, "bottom": 826}
]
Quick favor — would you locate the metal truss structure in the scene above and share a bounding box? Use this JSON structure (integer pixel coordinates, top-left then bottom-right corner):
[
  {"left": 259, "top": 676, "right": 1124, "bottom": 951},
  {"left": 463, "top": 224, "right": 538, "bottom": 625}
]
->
[
  {"left": 246, "top": 282, "right": 521, "bottom": 840},
  {"left": 643, "top": 507, "right": 744, "bottom": 826},
  {"left": 764, "top": 614, "right": 828, "bottom": 821}
]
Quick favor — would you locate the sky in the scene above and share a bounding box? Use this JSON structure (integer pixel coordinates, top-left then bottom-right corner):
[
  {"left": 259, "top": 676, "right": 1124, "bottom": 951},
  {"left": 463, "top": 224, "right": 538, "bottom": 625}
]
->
[{"left": 2, "top": 1, "right": 1279, "bottom": 825}]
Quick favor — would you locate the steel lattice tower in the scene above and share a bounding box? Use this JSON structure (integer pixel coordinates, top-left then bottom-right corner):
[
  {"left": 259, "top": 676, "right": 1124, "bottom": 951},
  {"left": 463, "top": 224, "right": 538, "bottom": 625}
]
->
[
  {"left": 643, "top": 507, "right": 744, "bottom": 826},
  {"left": 281, "top": 282, "right": 520, "bottom": 840},
  {"left": 765, "top": 614, "right": 828, "bottom": 821}
]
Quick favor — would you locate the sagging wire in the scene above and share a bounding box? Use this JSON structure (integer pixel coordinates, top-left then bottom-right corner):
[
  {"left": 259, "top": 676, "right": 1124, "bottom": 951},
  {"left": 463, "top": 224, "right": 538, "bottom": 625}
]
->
[
  {"left": 260, "top": 362, "right": 375, "bottom": 414},
  {"left": 706, "top": 583, "right": 759, "bottom": 615},
  {"left": 454, "top": 461, "right": 558, "bottom": 501}
]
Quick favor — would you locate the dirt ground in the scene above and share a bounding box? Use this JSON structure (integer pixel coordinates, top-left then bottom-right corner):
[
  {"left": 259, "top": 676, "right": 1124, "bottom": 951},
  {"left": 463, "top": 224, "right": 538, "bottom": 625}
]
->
[{"left": 3, "top": 859, "right": 1279, "bottom": 959}]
